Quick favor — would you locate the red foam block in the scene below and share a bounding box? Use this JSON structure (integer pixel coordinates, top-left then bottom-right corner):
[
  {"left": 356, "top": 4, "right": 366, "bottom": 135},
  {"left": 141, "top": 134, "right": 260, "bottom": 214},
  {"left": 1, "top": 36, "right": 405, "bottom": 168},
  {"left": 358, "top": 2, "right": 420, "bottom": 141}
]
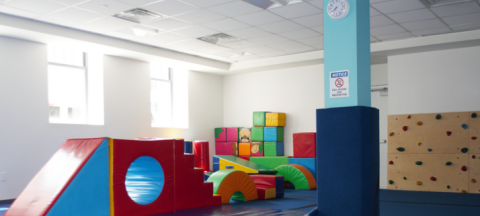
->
[
  {"left": 239, "top": 156, "right": 250, "bottom": 161},
  {"left": 194, "top": 141, "right": 210, "bottom": 170},
  {"left": 293, "top": 132, "right": 316, "bottom": 158}
]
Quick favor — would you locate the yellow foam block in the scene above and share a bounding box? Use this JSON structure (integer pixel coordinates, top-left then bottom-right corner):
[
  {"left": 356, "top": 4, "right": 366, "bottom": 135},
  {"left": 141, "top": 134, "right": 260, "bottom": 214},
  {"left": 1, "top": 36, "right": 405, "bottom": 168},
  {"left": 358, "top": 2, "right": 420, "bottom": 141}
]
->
[
  {"left": 265, "top": 188, "right": 276, "bottom": 200},
  {"left": 219, "top": 158, "right": 259, "bottom": 174},
  {"left": 266, "top": 113, "right": 286, "bottom": 126},
  {"left": 239, "top": 143, "right": 251, "bottom": 156}
]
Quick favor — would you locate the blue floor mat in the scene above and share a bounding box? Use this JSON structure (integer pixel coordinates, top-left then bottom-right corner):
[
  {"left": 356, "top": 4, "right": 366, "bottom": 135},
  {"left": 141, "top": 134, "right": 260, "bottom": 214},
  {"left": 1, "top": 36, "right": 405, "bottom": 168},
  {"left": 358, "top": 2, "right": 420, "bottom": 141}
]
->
[{"left": 159, "top": 205, "right": 307, "bottom": 216}]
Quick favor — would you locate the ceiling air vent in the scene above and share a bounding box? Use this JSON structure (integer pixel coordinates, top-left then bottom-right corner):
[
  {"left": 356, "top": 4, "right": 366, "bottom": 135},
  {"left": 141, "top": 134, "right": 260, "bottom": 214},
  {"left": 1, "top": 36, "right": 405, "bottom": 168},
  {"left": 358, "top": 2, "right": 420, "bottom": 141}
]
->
[
  {"left": 419, "top": 0, "right": 473, "bottom": 7},
  {"left": 113, "top": 8, "right": 164, "bottom": 24},
  {"left": 242, "top": 0, "right": 304, "bottom": 9},
  {"left": 197, "top": 33, "right": 241, "bottom": 45}
]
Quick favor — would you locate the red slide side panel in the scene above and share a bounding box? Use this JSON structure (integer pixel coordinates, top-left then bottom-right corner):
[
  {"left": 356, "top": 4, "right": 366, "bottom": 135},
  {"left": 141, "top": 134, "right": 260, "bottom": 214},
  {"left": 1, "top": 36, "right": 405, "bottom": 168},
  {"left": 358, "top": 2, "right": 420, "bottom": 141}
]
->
[
  {"left": 5, "top": 138, "right": 105, "bottom": 216},
  {"left": 112, "top": 139, "right": 175, "bottom": 216}
]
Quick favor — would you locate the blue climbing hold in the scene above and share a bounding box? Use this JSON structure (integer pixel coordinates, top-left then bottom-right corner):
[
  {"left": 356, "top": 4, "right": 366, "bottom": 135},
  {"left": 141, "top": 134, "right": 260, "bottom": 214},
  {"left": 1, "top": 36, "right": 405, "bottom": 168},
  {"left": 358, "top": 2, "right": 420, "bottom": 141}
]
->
[
  {"left": 462, "top": 124, "right": 468, "bottom": 129},
  {"left": 428, "top": 148, "right": 432, "bottom": 152}
]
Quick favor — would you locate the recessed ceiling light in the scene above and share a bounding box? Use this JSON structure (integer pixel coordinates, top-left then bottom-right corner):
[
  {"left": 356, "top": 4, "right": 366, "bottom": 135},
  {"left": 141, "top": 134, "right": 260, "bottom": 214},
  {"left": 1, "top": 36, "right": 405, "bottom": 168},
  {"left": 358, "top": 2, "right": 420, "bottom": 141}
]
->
[
  {"left": 131, "top": 26, "right": 158, "bottom": 37},
  {"left": 101, "top": 4, "right": 109, "bottom": 8},
  {"left": 113, "top": 8, "right": 164, "bottom": 24},
  {"left": 419, "top": 0, "right": 473, "bottom": 7},
  {"left": 197, "top": 33, "right": 241, "bottom": 45},
  {"left": 242, "top": 0, "right": 304, "bottom": 9}
]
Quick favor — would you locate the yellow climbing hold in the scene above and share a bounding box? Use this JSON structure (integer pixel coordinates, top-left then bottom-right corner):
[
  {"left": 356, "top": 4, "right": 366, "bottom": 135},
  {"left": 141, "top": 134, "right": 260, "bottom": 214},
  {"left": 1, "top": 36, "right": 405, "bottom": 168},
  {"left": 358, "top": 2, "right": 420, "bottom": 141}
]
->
[
  {"left": 418, "top": 142, "right": 422, "bottom": 146},
  {"left": 416, "top": 181, "right": 422, "bottom": 186},
  {"left": 389, "top": 132, "right": 395, "bottom": 136},
  {"left": 416, "top": 121, "right": 423, "bottom": 126},
  {"left": 471, "top": 179, "right": 477, "bottom": 183},
  {"left": 461, "top": 190, "right": 467, "bottom": 193}
]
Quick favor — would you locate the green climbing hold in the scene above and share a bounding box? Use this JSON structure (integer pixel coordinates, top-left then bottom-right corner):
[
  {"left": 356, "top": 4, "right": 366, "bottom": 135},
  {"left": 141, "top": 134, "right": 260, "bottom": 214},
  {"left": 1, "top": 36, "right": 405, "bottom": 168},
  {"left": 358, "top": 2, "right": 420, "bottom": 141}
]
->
[
  {"left": 397, "top": 147, "right": 405, "bottom": 152},
  {"left": 461, "top": 148, "right": 469, "bottom": 153},
  {"left": 446, "top": 161, "right": 452, "bottom": 166},
  {"left": 447, "top": 185, "right": 451, "bottom": 189},
  {"left": 436, "top": 114, "right": 442, "bottom": 120},
  {"left": 389, "top": 180, "right": 394, "bottom": 185},
  {"left": 415, "top": 161, "right": 423, "bottom": 165},
  {"left": 404, "top": 177, "right": 407, "bottom": 180},
  {"left": 472, "top": 113, "right": 478, "bottom": 118}
]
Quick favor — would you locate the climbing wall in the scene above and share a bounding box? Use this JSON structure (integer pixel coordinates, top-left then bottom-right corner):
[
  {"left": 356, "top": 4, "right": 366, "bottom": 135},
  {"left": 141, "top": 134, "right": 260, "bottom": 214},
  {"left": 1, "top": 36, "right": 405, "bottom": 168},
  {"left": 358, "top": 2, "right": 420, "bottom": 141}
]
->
[{"left": 388, "top": 111, "right": 480, "bottom": 193}]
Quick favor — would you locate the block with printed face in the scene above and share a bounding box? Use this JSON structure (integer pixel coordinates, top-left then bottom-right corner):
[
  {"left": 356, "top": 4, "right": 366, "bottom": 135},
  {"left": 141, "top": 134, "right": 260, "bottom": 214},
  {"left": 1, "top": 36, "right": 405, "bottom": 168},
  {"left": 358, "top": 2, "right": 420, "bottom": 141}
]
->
[{"left": 238, "top": 127, "right": 252, "bottom": 143}]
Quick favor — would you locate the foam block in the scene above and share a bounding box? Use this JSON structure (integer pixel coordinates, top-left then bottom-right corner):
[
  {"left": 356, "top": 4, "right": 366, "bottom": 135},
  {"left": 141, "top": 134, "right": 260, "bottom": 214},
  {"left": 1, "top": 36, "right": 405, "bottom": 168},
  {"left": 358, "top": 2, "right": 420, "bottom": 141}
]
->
[
  {"left": 250, "top": 142, "right": 264, "bottom": 156},
  {"left": 250, "top": 175, "right": 284, "bottom": 198},
  {"left": 275, "top": 164, "right": 316, "bottom": 190},
  {"left": 226, "top": 128, "right": 239, "bottom": 142},
  {"left": 266, "top": 113, "right": 286, "bottom": 127},
  {"left": 215, "top": 142, "right": 238, "bottom": 156},
  {"left": 239, "top": 128, "right": 252, "bottom": 143},
  {"left": 207, "top": 170, "right": 258, "bottom": 204},
  {"left": 184, "top": 141, "right": 193, "bottom": 154},
  {"left": 239, "top": 143, "right": 251, "bottom": 156},
  {"left": 250, "top": 156, "right": 289, "bottom": 169},
  {"left": 194, "top": 140, "right": 210, "bottom": 170},
  {"left": 264, "top": 142, "right": 284, "bottom": 156},
  {"left": 239, "top": 156, "right": 250, "bottom": 161},
  {"left": 215, "top": 128, "right": 226, "bottom": 142},
  {"left": 293, "top": 132, "right": 316, "bottom": 158},
  {"left": 251, "top": 127, "right": 264, "bottom": 141},
  {"left": 289, "top": 158, "right": 316, "bottom": 179},
  {"left": 213, "top": 156, "right": 220, "bottom": 172},
  {"left": 257, "top": 187, "right": 276, "bottom": 200},
  {"left": 253, "top": 111, "right": 269, "bottom": 127},
  {"left": 264, "top": 127, "right": 284, "bottom": 142}
]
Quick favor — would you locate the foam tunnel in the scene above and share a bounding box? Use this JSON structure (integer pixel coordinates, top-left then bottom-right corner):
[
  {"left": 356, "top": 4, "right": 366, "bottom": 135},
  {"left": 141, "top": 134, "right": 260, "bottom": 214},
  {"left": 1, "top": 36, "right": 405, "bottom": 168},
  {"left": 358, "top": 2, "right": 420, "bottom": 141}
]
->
[
  {"left": 206, "top": 170, "right": 258, "bottom": 204},
  {"left": 275, "top": 164, "right": 317, "bottom": 190}
]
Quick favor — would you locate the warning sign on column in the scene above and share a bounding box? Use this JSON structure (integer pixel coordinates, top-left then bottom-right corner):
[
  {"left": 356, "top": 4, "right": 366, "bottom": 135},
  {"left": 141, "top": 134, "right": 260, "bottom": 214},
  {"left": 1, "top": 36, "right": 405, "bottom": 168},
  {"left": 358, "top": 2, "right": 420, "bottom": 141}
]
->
[{"left": 330, "top": 70, "right": 349, "bottom": 98}]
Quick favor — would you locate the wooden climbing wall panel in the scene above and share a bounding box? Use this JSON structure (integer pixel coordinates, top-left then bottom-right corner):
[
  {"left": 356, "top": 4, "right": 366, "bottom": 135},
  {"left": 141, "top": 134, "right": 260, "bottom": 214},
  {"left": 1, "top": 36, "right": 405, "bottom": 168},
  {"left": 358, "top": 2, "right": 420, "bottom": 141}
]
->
[{"left": 387, "top": 111, "right": 480, "bottom": 193}]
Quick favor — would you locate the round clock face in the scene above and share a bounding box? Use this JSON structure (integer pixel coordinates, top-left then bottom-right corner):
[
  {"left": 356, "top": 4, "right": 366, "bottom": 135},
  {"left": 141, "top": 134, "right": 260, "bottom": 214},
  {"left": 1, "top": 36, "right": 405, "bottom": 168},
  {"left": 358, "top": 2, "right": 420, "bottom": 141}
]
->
[{"left": 327, "top": 0, "right": 350, "bottom": 20}]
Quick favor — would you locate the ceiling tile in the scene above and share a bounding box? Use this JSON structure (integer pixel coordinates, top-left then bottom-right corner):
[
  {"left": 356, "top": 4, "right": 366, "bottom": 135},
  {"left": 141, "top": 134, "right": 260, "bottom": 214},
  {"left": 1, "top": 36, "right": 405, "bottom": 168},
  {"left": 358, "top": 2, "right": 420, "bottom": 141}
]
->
[
  {"left": 411, "top": 26, "right": 452, "bottom": 36},
  {"left": 292, "top": 14, "right": 323, "bottom": 28},
  {"left": 431, "top": 2, "right": 480, "bottom": 18},
  {"left": 202, "top": 18, "right": 250, "bottom": 32},
  {"left": 194, "top": 45, "right": 233, "bottom": 54},
  {"left": 257, "top": 50, "right": 288, "bottom": 57},
  {"left": 371, "top": 0, "right": 425, "bottom": 14},
  {"left": 0, "top": 5, "right": 42, "bottom": 18},
  {"left": 400, "top": 18, "right": 446, "bottom": 31},
  {"left": 76, "top": 0, "right": 134, "bottom": 15},
  {"left": 175, "top": 9, "right": 226, "bottom": 24},
  {"left": 247, "top": 34, "right": 290, "bottom": 45},
  {"left": 226, "top": 27, "right": 271, "bottom": 39},
  {"left": 312, "top": 43, "right": 324, "bottom": 50},
  {"left": 116, "top": 0, "right": 161, "bottom": 7},
  {"left": 143, "top": 0, "right": 198, "bottom": 16},
  {"left": 370, "top": 0, "right": 395, "bottom": 3},
  {"left": 180, "top": 0, "right": 235, "bottom": 8},
  {"left": 450, "top": 22, "right": 480, "bottom": 31},
  {"left": 149, "top": 32, "right": 190, "bottom": 44},
  {"left": 233, "top": 11, "right": 285, "bottom": 26},
  {"left": 297, "top": 36, "right": 323, "bottom": 46},
  {"left": 442, "top": 12, "right": 480, "bottom": 26},
  {"left": 266, "top": 40, "right": 307, "bottom": 50},
  {"left": 146, "top": 18, "right": 192, "bottom": 31},
  {"left": 370, "top": 15, "right": 395, "bottom": 28},
  {"left": 257, "top": 20, "right": 304, "bottom": 34},
  {"left": 116, "top": 26, "right": 162, "bottom": 37},
  {"left": 36, "top": 15, "right": 81, "bottom": 26},
  {"left": 283, "top": 46, "right": 316, "bottom": 54},
  {"left": 172, "top": 25, "right": 218, "bottom": 38},
  {"left": 50, "top": 0, "right": 89, "bottom": 6},
  {"left": 370, "top": 36, "right": 379, "bottom": 42},
  {"left": 50, "top": 7, "right": 103, "bottom": 23},
  {"left": 375, "top": 32, "right": 413, "bottom": 40},
  {"left": 279, "top": 28, "right": 321, "bottom": 40},
  {"left": 231, "top": 54, "right": 260, "bottom": 61},
  {"left": 269, "top": 2, "right": 321, "bottom": 19},
  {"left": 307, "top": 0, "right": 323, "bottom": 9},
  {"left": 170, "top": 39, "right": 214, "bottom": 49},
  {"left": 239, "top": 45, "right": 279, "bottom": 54},
  {"left": 8, "top": 0, "right": 67, "bottom": 14},
  {"left": 310, "top": 25, "right": 323, "bottom": 33},
  {"left": 371, "top": 24, "right": 406, "bottom": 36},
  {"left": 84, "top": 16, "right": 136, "bottom": 31},
  {"left": 208, "top": 1, "right": 262, "bottom": 17},
  {"left": 370, "top": 7, "right": 382, "bottom": 17},
  {"left": 387, "top": 9, "right": 437, "bottom": 23},
  {"left": 221, "top": 40, "right": 259, "bottom": 49}
]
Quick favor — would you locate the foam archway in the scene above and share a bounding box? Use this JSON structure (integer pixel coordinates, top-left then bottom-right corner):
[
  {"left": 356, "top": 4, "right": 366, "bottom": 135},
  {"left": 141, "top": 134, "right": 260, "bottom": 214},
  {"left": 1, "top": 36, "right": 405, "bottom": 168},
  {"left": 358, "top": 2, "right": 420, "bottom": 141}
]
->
[
  {"left": 275, "top": 164, "right": 317, "bottom": 190},
  {"left": 207, "top": 170, "right": 258, "bottom": 204}
]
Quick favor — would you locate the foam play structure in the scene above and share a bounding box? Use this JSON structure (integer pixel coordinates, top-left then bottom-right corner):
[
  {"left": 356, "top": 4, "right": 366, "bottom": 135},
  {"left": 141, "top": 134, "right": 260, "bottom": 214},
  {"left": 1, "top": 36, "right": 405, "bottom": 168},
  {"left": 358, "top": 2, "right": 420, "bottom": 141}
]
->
[
  {"left": 6, "top": 138, "right": 221, "bottom": 216},
  {"left": 388, "top": 111, "right": 480, "bottom": 193},
  {"left": 213, "top": 155, "right": 277, "bottom": 174},
  {"left": 206, "top": 170, "right": 258, "bottom": 204},
  {"left": 275, "top": 165, "right": 317, "bottom": 190}
]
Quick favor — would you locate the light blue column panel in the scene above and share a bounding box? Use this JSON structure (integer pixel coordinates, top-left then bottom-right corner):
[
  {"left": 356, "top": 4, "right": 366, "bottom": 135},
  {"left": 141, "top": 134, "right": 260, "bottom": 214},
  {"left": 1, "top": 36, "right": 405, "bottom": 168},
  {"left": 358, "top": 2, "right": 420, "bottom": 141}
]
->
[{"left": 324, "top": 0, "right": 371, "bottom": 108}]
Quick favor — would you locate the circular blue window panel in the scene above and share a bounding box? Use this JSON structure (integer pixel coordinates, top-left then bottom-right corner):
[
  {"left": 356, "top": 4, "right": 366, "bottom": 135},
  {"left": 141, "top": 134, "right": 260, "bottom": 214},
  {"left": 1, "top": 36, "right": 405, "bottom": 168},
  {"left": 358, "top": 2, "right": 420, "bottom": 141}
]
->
[{"left": 125, "top": 156, "right": 164, "bottom": 205}]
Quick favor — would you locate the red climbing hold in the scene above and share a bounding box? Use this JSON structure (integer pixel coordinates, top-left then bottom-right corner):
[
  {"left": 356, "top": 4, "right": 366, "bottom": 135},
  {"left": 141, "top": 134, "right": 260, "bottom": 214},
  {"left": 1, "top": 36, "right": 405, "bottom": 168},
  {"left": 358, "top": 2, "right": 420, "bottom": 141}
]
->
[
  {"left": 402, "top": 126, "right": 408, "bottom": 131},
  {"left": 430, "top": 176, "right": 437, "bottom": 181},
  {"left": 462, "top": 165, "right": 467, "bottom": 171},
  {"left": 389, "top": 161, "right": 394, "bottom": 165},
  {"left": 407, "top": 115, "right": 411, "bottom": 119},
  {"left": 472, "top": 137, "right": 478, "bottom": 140},
  {"left": 446, "top": 131, "right": 452, "bottom": 136},
  {"left": 473, "top": 155, "right": 476, "bottom": 159}
]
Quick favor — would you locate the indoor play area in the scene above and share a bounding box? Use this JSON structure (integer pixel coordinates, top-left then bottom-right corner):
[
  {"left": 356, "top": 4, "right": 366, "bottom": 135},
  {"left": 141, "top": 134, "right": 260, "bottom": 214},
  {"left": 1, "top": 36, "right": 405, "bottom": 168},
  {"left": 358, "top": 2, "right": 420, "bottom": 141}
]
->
[{"left": 2, "top": 0, "right": 480, "bottom": 216}]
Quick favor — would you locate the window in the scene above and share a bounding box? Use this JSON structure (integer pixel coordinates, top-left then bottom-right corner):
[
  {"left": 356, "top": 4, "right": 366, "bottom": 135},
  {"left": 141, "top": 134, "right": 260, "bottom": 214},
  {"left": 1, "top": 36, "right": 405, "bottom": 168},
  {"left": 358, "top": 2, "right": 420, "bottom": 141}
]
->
[
  {"left": 47, "top": 46, "right": 104, "bottom": 125},
  {"left": 150, "top": 63, "right": 188, "bottom": 128}
]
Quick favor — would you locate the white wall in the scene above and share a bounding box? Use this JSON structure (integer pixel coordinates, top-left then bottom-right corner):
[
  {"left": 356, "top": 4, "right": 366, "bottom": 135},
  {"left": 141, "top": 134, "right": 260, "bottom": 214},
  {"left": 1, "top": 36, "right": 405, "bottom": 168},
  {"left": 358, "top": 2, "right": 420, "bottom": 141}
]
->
[
  {"left": 223, "top": 64, "right": 325, "bottom": 156},
  {"left": 0, "top": 36, "right": 223, "bottom": 200},
  {"left": 389, "top": 46, "right": 480, "bottom": 115}
]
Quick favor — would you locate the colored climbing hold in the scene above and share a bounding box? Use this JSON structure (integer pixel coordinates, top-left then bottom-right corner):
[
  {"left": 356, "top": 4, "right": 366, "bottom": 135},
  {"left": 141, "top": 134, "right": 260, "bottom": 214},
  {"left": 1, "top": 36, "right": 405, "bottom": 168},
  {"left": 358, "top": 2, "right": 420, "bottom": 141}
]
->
[
  {"left": 461, "top": 190, "right": 467, "bottom": 193},
  {"left": 430, "top": 176, "right": 437, "bottom": 181},
  {"left": 407, "top": 115, "right": 411, "bottom": 119},
  {"left": 389, "top": 132, "right": 395, "bottom": 136},
  {"left": 472, "top": 113, "right": 477, "bottom": 118},
  {"left": 446, "top": 131, "right": 452, "bottom": 136},
  {"left": 461, "top": 148, "right": 469, "bottom": 153},
  {"left": 416, "top": 121, "right": 423, "bottom": 126},
  {"left": 416, "top": 181, "right": 422, "bottom": 186},
  {"left": 402, "top": 126, "right": 408, "bottom": 131},
  {"left": 415, "top": 161, "right": 423, "bottom": 165},
  {"left": 473, "top": 155, "right": 476, "bottom": 159},
  {"left": 447, "top": 185, "right": 451, "bottom": 189},
  {"left": 446, "top": 161, "right": 452, "bottom": 166},
  {"left": 389, "top": 161, "right": 394, "bottom": 165},
  {"left": 389, "top": 180, "right": 394, "bottom": 185},
  {"left": 418, "top": 142, "right": 422, "bottom": 146},
  {"left": 397, "top": 147, "right": 405, "bottom": 152},
  {"left": 471, "top": 179, "right": 477, "bottom": 183},
  {"left": 472, "top": 137, "right": 477, "bottom": 140},
  {"left": 462, "top": 165, "right": 467, "bottom": 171},
  {"left": 462, "top": 124, "right": 468, "bottom": 129},
  {"left": 428, "top": 148, "right": 432, "bottom": 152},
  {"left": 436, "top": 114, "right": 442, "bottom": 120},
  {"left": 404, "top": 177, "right": 407, "bottom": 180}
]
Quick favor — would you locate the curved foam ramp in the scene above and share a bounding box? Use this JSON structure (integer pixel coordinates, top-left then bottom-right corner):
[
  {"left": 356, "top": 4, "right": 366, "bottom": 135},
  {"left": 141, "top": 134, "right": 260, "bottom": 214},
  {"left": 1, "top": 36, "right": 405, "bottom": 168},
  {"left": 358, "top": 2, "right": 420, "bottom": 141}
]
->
[
  {"left": 207, "top": 170, "right": 259, "bottom": 204},
  {"left": 289, "top": 158, "right": 316, "bottom": 180},
  {"left": 275, "top": 165, "right": 317, "bottom": 190},
  {"left": 214, "top": 155, "right": 277, "bottom": 174},
  {"left": 5, "top": 138, "right": 109, "bottom": 216}
]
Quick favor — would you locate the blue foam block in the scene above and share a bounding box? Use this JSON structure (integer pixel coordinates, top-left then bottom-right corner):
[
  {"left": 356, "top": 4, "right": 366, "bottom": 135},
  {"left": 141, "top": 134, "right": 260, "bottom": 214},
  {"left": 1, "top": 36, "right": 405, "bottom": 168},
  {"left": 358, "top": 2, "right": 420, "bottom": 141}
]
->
[
  {"left": 213, "top": 156, "right": 220, "bottom": 172},
  {"left": 184, "top": 141, "right": 193, "bottom": 154},
  {"left": 47, "top": 138, "right": 110, "bottom": 216},
  {"left": 276, "top": 142, "right": 284, "bottom": 156},
  {"left": 316, "top": 106, "right": 379, "bottom": 216},
  {"left": 264, "top": 127, "right": 283, "bottom": 142},
  {"left": 289, "top": 158, "right": 316, "bottom": 179}
]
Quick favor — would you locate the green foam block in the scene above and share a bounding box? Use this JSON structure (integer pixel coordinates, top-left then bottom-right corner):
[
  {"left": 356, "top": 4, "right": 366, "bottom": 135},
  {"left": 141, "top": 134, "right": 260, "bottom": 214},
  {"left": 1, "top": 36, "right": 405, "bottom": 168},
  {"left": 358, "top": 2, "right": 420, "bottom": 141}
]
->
[
  {"left": 253, "top": 112, "right": 267, "bottom": 127},
  {"left": 251, "top": 127, "right": 264, "bottom": 141},
  {"left": 250, "top": 156, "right": 289, "bottom": 169}
]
